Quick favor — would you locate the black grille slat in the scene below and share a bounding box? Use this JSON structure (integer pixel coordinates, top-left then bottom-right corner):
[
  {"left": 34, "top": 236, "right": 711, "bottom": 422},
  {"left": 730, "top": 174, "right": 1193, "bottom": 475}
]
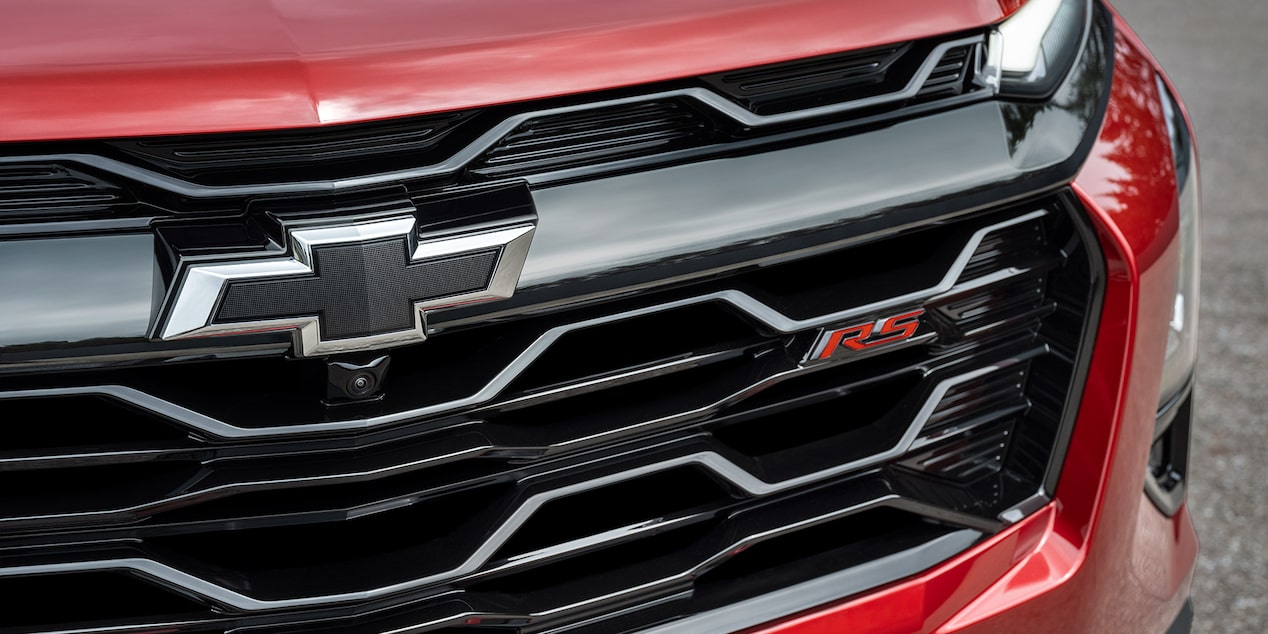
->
[
  {"left": 699, "top": 40, "right": 939, "bottom": 115},
  {"left": 915, "top": 44, "right": 978, "bottom": 98},
  {"left": 960, "top": 220, "right": 1048, "bottom": 281},
  {"left": 0, "top": 163, "right": 132, "bottom": 219},
  {"left": 471, "top": 100, "right": 711, "bottom": 177},
  {"left": 712, "top": 45, "right": 906, "bottom": 95},
  {"left": 921, "top": 367, "right": 1030, "bottom": 436},
  {"left": 901, "top": 420, "right": 1014, "bottom": 481},
  {"left": 106, "top": 111, "right": 477, "bottom": 186}
]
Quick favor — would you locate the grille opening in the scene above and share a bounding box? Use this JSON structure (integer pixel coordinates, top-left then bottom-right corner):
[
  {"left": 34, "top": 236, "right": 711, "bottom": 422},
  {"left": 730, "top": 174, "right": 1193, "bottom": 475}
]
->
[
  {"left": 1039, "top": 259, "right": 1092, "bottom": 361},
  {"left": 149, "top": 448, "right": 512, "bottom": 530},
  {"left": 0, "top": 162, "right": 134, "bottom": 221},
  {"left": 938, "top": 277, "right": 1052, "bottom": 336},
  {"left": 97, "top": 356, "right": 329, "bottom": 430},
  {"left": 149, "top": 482, "right": 513, "bottom": 600},
  {"left": 940, "top": 277, "right": 1048, "bottom": 323},
  {"left": 106, "top": 110, "right": 482, "bottom": 186},
  {"left": 0, "top": 571, "right": 211, "bottom": 628},
  {"left": 960, "top": 219, "right": 1048, "bottom": 281},
  {"left": 1001, "top": 355, "right": 1068, "bottom": 489},
  {"left": 712, "top": 373, "right": 922, "bottom": 459},
  {"left": 503, "top": 303, "right": 758, "bottom": 396},
  {"left": 914, "top": 44, "right": 978, "bottom": 100},
  {"left": 95, "top": 300, "right": 760, "bottom": 430},
  {"left": 737, "top": 220, "right": 973, "bottom": 320},
  {"left": 485, "top": 351, "right": 762, "bottom": 438},
  {"left": 1, "top": 395, "right": 191, "bottom": 451},
  {"left": 0, "top": 460, "right": 201, "bottom": 522},
  {"left": 693, "top": 507, "right": 952, "bottom": 605},
  {"left": 468, "top": 520, "right": 715, "bottom": 602},
  {"left": 885, "top": 465, "right": 999, "bottom": 514},
  {"left": 901, "top": 419, "right": 1015, "bottom": 482},
  {"left": 701, "top": 41, "right": 924, "bottom": 116},
  {"left": 67, "top": 322, "right": 520, "bottom": 429},
  {"left": 472, "top": 100, "right": 714, "bottom": 178},
  {"left": 494, "top": 467, "right": 731, "bottom": 559},
  {"left": 920, "top": 367, "right": 1030, "bottom": 437}
]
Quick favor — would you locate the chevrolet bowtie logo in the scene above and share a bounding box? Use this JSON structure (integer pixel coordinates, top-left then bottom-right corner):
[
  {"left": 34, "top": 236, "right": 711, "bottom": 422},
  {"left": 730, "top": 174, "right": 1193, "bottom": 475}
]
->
[{"left": 157, "top": 215, "right": 535, "bottom": 357}]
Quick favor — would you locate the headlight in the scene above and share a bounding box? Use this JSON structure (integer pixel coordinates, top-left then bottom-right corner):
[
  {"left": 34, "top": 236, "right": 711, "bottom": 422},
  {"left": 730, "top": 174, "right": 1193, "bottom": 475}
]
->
[
  {"left": 1158, "top": 75, "right": 1200, "bottom": 409},
  {"left": 1147, "top": 76, "right": 1198, "bottom": 516},
  {"left": 984, "top": 0, "right": 1091, "bottom": 98}
]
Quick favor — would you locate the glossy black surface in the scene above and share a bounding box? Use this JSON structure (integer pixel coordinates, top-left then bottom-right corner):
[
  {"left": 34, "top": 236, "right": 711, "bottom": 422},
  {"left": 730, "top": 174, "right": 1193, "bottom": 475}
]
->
[{"left": 0, "top": 233, "right": 160, "bottom": 349}]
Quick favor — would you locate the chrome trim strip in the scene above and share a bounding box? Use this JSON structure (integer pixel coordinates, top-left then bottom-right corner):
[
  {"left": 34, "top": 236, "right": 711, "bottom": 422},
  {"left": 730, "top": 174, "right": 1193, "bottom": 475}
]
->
[
  {"left": 0, "top": 406, "right": 994, "bottom": 611},
  {"left": 0, "top": 37, "right": 982, "bottom": 200},
  {"left": 0, "top": 209, "right": 1043, "bottom": 439}
]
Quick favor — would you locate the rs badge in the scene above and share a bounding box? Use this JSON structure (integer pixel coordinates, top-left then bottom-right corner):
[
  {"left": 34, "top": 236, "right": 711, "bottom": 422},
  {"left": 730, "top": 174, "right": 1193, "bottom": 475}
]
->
[{"left": 806, "top": 309, "right": 932, "bottom": 362}]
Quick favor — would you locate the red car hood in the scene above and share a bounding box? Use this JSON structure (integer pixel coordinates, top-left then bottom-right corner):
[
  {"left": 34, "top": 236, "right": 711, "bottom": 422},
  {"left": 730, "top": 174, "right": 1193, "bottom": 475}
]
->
[{"left": 0, "top": 0, "right": 1021, "bottom": 142}]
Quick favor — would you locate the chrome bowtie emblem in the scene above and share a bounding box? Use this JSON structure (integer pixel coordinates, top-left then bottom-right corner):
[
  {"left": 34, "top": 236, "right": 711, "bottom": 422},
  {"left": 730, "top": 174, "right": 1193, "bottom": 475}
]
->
[{"left": 157, "top": 215, "right": 534, "bottom": 357}]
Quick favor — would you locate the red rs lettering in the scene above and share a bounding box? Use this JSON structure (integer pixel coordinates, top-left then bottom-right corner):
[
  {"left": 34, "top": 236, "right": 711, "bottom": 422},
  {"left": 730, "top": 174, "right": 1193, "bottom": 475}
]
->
[{"left": 814, "top": 309, "right": 926, "bottom": 360}]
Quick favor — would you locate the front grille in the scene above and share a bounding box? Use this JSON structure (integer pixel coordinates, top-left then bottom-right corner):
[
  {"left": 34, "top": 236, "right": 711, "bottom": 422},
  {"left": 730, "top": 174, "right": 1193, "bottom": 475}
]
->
[
  {"left": 700, "top": 42, "right": 912, "bottom": 115},
  {"left": 0, "top": 163, "right": 134, "bottom": 220},
  {"left": 106, "top": 110, "right": 479, "bottom": 186},
  {"left": 470, "top": 100, "right": 714, "bottom": 178},
  {"left": 0, "top": 31, "right": 987, "bottom": 226},
  {"left": 0, "top": 195, "right": 1099, "bottom": 633},
  {"left": 915, "top": 43, "right": 980, "bottom": 99}
]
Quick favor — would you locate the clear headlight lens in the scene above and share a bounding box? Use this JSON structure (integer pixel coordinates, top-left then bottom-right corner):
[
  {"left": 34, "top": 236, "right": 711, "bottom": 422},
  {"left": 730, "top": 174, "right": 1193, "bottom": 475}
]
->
[
  {"left": 1158, "top": 75, "right": 1200, "bottom": 409},
  {"left": 984, "top": 0, "right": 1090, "bottom": 98}
]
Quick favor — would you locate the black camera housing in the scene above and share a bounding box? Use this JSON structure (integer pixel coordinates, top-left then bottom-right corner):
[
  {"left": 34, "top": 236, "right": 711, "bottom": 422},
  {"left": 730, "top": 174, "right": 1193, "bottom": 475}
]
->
[{"left": 325, "top": 354, "right": 391, "bottom": 404}]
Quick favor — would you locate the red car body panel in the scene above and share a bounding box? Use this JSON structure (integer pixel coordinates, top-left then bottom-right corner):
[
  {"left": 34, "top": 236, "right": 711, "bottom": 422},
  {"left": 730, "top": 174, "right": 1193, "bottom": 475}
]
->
[
  {"left": 749, "top": 10, "right": 1198, "bottom": 633},
  {"left": 1, "top": 0, "right": 1022, "bottom": 142}
]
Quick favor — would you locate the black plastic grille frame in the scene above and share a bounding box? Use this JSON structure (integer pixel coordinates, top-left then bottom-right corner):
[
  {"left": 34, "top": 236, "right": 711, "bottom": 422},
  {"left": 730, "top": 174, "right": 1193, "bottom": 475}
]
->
[
  {"left": 470, "top": 100, "right": 715, "bottom": 178},
  {"left": 106, "top": 110, "right": 479, "bottom": 186},
  {"left": 700, "top": 42, "right": 913, "bottom": 115},
  {"left": 0, "top": 31, "right": 988, "bottom": 228},
  {"left": 0, "top": 163, "right": 134, "bottom": 220},
  {"left": 0, "top": 194, "right": 1100, "bottom": 634}
]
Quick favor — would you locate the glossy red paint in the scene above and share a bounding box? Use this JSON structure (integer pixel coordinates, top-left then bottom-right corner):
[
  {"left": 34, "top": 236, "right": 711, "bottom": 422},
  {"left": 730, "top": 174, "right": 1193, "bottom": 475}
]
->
[
  {"left": 748, "top": 11, "right": 1197, "bottom": 634},
  {"left": 0, "top": 0, "right": 1018, "bottom": 142}
]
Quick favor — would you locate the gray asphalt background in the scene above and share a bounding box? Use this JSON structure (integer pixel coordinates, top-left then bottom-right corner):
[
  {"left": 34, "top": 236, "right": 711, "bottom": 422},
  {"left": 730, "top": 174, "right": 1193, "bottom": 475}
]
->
[{"left": 1110, "top": 1, "right": 1268, "bottom": 631}]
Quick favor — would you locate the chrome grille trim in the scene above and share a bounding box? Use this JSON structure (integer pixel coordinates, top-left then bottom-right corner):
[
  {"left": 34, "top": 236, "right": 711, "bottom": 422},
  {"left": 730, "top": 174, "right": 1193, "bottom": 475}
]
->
[
  {"left": 0, "top": 362, "right": 1015, "bottom": 532},
  {"left": 0, "top": 37, "right": 982, "bottom": 200},
  {"left": 0, "top": 444, "right": 995, "bottom": 612},
  {"left": 0, "top": 209, "right": 1043, "bottom": 441}
]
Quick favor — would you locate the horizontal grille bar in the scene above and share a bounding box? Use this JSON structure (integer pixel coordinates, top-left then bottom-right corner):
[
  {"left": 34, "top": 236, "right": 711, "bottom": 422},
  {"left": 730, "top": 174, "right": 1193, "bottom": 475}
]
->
[{"left": 0, "top": 163, "right": 133, "bottom": 220}]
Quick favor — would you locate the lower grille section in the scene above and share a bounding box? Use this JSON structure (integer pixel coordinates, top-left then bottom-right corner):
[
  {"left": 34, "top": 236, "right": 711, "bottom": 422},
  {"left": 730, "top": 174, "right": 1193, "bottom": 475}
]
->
[{"left": 0, "top": 194, "right": 1099, "bottom": 633}]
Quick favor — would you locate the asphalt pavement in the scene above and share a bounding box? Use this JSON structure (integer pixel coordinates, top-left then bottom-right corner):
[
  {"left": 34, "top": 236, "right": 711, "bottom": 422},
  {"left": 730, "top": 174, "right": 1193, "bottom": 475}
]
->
[{"left": 1110, "top": 1, "right": 1268, "bottom": 631}]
